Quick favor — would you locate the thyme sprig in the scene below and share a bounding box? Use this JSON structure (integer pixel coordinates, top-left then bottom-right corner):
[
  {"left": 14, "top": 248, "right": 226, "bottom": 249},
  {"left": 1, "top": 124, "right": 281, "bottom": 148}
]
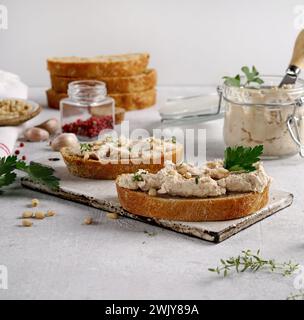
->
[
  {"left": 209, "top": 249, "right": 299, "bottom": 277},
  {"left": 287, "top": 290, "right": 304, "bottom": 300}
]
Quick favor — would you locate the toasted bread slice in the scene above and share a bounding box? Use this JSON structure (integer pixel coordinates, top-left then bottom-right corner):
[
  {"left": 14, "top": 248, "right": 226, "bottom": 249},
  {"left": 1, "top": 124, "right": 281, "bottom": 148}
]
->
[
  {"left": 110, "top": 89, "right": 156, "bottom": 110},
  {"left": 51, "top": 69, "right": 157, "bottom": 94},
  {"left": 61, "top": 145, "right": 183, "bottom": 180},
  {"left": 47, "top": 53, "right": 150, "bottom": 78},
  {"left": 116, "top": 184, "right": 269, "bottom": 222},
  {"left": 46, "top": 88, "right": 156, "bottom": 111}
]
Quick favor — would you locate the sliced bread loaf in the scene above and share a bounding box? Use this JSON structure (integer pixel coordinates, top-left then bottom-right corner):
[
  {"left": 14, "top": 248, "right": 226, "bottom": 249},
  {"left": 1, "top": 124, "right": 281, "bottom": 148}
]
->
[
  {"left": 50, "top": 69, "right": 157, "bottom": 94},
  {"left": 47, "top": 53, "right": 150, "bottom": 78}
]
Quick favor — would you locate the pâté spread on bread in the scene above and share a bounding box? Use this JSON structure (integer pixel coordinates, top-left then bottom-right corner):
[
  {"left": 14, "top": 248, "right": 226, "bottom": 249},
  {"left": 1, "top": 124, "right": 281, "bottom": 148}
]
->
[
  {"left": 61, "top": 136, "right": 183, "bottom": 180},
  {"left": 116, "top": 145, "right": 271, "bottom": 222},
  {"left": 116, "top": 160, "right": 270, "bottom": 198},
  {"left": 65, "top": 136, "right": 181, "bottom": 162}
]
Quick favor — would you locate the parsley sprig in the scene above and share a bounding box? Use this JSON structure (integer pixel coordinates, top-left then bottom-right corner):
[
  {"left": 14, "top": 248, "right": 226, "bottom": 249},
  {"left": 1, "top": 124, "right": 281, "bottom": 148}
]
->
[
  {"left": 223, "top": 66, "right": 264, "bottom": 87},
  {"left": 80, "top": 143, "right": 92, "bottom": 153},
  {"left": 224, "top": 145, "right": 263, "bottom": 173},
  {"left": 209, "top": 249, "right": 299, "bottom": 277},
  {"left": 0, "top": 156, "right": 60, "bottom": 192}
]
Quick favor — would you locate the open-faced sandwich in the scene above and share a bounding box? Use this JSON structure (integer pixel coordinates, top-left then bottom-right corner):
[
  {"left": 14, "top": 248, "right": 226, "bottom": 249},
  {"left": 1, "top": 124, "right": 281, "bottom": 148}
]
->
[
  {"left": 61, "top": 136, "right": 183, "bottom": 180},
  {"left": 116, "top": 145, "right": 271, "bottom": 221}
]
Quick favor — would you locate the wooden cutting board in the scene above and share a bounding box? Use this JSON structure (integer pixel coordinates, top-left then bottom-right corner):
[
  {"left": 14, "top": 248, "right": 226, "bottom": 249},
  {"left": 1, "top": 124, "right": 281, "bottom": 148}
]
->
[{"left": 21, "top": 156, "right": 293, "bottom": 243}]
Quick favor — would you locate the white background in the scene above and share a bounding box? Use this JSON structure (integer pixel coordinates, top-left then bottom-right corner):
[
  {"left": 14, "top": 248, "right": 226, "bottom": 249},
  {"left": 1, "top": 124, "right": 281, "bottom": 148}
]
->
[{"left": 0, "top": 0, "right": 303, "bottom": 87}]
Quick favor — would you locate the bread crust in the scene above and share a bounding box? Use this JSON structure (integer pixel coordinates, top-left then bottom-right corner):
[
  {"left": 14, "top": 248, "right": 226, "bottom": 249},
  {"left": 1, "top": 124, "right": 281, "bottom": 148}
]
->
[
  {"left": 46, "top": 88, "right": 156, "bottom": 111},
  {"left": 47, "top": 53, "right": 150, "bottom": 78},
  {"left": 61, "top": 146, "right": 183, "bottom": 180},
  {"left": 116, "top": 184, "right": 270, "bottom": 222},
  {"left": 51, "top": 69, "right": 157, "bottom": 94}
]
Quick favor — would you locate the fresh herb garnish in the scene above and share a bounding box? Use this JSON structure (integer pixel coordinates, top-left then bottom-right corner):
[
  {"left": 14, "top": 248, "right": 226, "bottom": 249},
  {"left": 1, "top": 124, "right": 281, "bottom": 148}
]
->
[
  {"left": 80, "top": 143, "right": 92, "bottom": 153},
  {"left": 133, "top": 170, "right": 147, "bottom": 182},
  {"left": 223, "top": 66, "right": 264, "bottom": 87},
  {"left": 241, "top": 66, "right": 264, "bottom": 86},
  {"left": 209, "top": 249, "right": 299, "bottom": 277},
  {"left": 287, "top": 290, "right": 304, "bottom": 300},
  {"left": 171, "top": 136, "right": 177, "bottom": 144},
  {"left": 0, "top": 156, "right": 60, "bottom": 191},
  {"left": 224, "top": 145, "right": 263, "bottom": 172},
  {"left": 223, "top": 74, "right": 241, "bottom": 87}
]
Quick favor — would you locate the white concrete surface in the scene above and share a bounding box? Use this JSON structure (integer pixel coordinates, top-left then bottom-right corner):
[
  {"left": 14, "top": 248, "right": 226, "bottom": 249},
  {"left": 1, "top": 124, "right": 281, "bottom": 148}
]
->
[{"left": 0, "top": 87, "right": 304, "bottom": 300}]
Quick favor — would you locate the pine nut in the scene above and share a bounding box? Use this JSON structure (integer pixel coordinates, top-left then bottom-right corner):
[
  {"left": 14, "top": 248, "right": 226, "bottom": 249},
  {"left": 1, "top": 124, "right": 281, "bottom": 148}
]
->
[
  {"left": 34, "top": 211, "right": 45, "bottom": 220},
  {"left": 22, "top": 211, "right": 33, "bottom": 219},
  {"left": 84, "top": 217, "right": 93, "bottom": 225},
  {"left": 31, "top": 199, "right": 39, "bottom": 207},
  {"left": 22, "top": 220, "right": 33, "bottom": 227},
  {"left": 107, "top": 213, "right": 119, "bottom": 220},
  {"left": 46, "top": 210, "right": 56, "bottom": 217}
]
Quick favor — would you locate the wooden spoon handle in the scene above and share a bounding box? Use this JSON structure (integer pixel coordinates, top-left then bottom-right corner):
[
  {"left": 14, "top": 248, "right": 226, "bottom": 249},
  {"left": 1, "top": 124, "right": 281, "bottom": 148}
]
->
[{"left": 290, "top": 30, "right": 304, "bottom": 69}]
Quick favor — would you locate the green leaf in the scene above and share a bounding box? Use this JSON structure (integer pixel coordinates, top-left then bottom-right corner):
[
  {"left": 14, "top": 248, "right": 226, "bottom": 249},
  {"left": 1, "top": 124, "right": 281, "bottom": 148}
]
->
[
  {"left": 0, "top": 156, "right": 18, "bottom": 175},
  {"left": 0, "top": 172, "right": 17, "bottom": 188},
  {"left": 0, "top": 156, "right": 18, "bottom": 191},
  {"left": 80, "top": 143, "right": 92, "bottom": 153},
  {"left": 224, "top": 145, "right": 264, "bottom": 172},
  {"left": 16, "top": 161, "right": 60, "bottom": 190},
  {"left": 223, "top": 75, "right": 241, "bottom": 87},
  {"left": 223, "top": 66, "right": 264, "bottom": 88}
]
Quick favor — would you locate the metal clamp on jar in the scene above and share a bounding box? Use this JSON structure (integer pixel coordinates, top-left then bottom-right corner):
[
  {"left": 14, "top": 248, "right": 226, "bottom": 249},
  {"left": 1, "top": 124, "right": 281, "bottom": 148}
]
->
[{"left": 218, "top": 77, "right": 304, "bottom": 158}]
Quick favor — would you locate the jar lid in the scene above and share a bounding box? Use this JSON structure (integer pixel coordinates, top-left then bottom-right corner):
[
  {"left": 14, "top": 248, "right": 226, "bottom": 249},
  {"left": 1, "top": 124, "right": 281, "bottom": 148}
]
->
[{"left": 159, "top": 92, "right": 223, "bottom": 123}]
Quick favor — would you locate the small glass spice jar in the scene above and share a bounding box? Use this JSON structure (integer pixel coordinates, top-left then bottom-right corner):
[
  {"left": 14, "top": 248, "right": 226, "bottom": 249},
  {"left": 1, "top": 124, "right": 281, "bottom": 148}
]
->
[{"left": 60, "top": 81, "right": 115, "bottom": 140}]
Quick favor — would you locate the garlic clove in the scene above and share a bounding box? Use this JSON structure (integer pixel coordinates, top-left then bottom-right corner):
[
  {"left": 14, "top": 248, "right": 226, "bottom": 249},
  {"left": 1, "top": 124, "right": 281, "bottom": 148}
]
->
[
  {"left": 37, "top": 118, "right": 59, "bottom": 135},
  {"left": 24, "top": 127, "right": 49, "bottom": 142},
  {"left": 51, "top": 133, "right": 79, "bottom": 151}
]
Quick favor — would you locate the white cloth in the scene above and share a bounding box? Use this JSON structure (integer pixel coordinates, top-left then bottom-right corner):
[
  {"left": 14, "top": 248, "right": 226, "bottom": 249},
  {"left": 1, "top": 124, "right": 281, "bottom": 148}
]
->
[
  {"left": 0, "top": 70, "right": 29, "bottom": 157},
  {"left": 0, "top": 127, "right": 20, "bottom": 157},
  {"left": 0, "top": 70, "right": 28, "bottom": 100}
]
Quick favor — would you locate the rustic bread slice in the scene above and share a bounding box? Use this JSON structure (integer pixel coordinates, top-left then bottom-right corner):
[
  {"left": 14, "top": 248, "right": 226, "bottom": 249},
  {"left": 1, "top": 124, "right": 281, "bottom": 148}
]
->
[
  {"left": 51, "top": 69, "right": 157, "bottom": 94},
  {"left": 46, "top": 88, "right": 156, "bottom": 111},
  {"left": 116, "top": 184, "right": 270, "bottom": 222},
  {"left": 61, "top": 145, "right": 183, "bottom": 180},
  {"left": 110, "top": 89, "right": 156, "bottom": 110},
  {"left": 47, "top": 53, "right": 150, "bottom": 78}
]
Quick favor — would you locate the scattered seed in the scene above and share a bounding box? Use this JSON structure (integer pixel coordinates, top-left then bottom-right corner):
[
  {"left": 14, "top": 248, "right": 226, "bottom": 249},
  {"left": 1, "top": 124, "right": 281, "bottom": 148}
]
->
[
  {"left": 15, "top": 149, "right": 20, "bottom": 155},
  {"left": 22, "top": 155, "right": 26, "bottom": 161},
  {"left": 48, "top": 158, "right": 60, "bottom": 162},
  {"left": 19, "top": 142, "right": 25, "bottom": 148},
  {"left": 46, "top": 210, "right": 56, "bottom": 217},
  {"left": 22, "top": 220, "right": 33, "bottom": 227},
  {"left": 31, "top": 199, "right": 39, "bottom": 207},
  {"left": 22, "top": 211, "right": 33, "bottom": 219},
  {"left": 83, "top": 217, "right": 93, "bottom": 225},
  {"left": 34, "top": 211, "right": 45, "bottom": 220},
  {"left": 107, "top": 213, "right": 119, "bottom": 220}
]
